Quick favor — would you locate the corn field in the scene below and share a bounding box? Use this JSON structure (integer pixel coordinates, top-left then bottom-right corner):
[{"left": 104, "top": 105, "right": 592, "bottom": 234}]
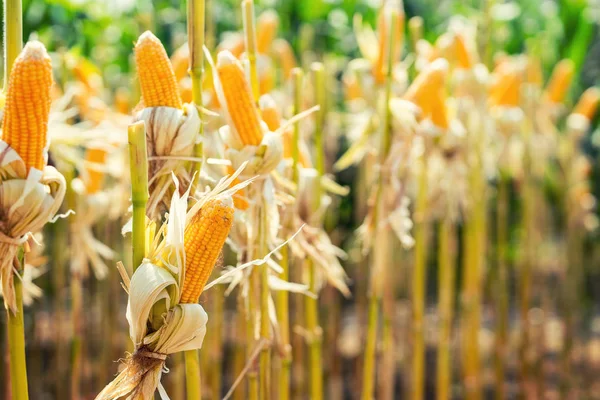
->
[{"left": 1, "top": 0, "right": 600, "bottom": 399}]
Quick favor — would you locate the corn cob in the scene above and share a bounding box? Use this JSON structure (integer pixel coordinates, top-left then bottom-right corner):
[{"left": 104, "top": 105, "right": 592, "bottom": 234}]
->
[
  {"left": 84, "top": 147, "right": 107, "bottom": 194},
  {"left": 71, "top": 55, "right": 103, "bottom": 95},
  {"left": 273, "top": 39, "right": 296, "bottom": 80},
  {"left": 544, "top": 59, "right": 575, "bottom": 104},
  {"left": 430, "top": 88, "right": 449, "bottom": 129},
  {"left": 115, "top": 87, "right": 131, "bottom": 114},
  {"left": 135, "top": 31, "right": 183, "bottom": 109},
  {"left": 404, "top": 59, "right": 448, "bottom": 117},
  {"left": 490, "top": 66, "right": 522, "bottom": 108},
  {"left": 344, "top": 72, "right": 363, "bottom": 101},
  {"left": 259, "top": 68, "right": 275, "bottom": 96},
  {"left": 282, "top": 127, "right": 310, "bottom": 167},
  {"left": 454, "top": 33, "right": 473, "bottom": 69},
  {"left": 373, "top": 9, "right": 404, "bottom": 83},
  {"left": 256, "top": 10, "right": 279, "bottom": 54},
  {"left": 1, "top": 41, "right": 53, "bottom": 172},
  {"left": 217, "top": 51, "right": 264, "bottom": 146},
  {"left": 218, "top": 33, "right": 246, "bottom": 59},
  {"left": 227, "top": 165, "right": 250, "bottom": 211},
  {"left": 573, "top": 87, "right": 600, "bottom": 120},
  {"left": 181, "top": 199, "right": 235, "bottom": 304},
  {"left": 526, "top": 56, "right": 543, "bottom": 87},
  {"left": 259, "top": 95, "right": 281, "bottom": 131},
  {"left": 490, "top": 72, "right": 520, "bottom": 107},
  {"left": 171, "top": 42, "right": 191, "bottom": 82},
  {"left": 179, "top": 78, "right": 194, "bottom": 104}
]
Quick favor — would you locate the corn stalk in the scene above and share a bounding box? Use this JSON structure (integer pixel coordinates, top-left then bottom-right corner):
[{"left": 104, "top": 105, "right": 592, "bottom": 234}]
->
[
  {"left": 185, "top": 1, "right": 206, "bottom": 397},
  {"left": 361, "top": 11, "right": 396, "bottom": 400},
  {"left": 4, "top": 2, "right": 28, "bottom": 398},
  {"left": 436, "top": 215, "right": 456, "bottom": 400}
]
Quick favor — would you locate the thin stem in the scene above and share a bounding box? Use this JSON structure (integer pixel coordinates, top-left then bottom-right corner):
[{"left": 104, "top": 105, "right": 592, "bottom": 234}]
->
[
  {"left": 3, "top": 0, "right": 22, "bottom": 90},
  {"left": 188, "top": 0, "right": 205, "bottom": 182},
  {"left": 128, "top": 121, "right": 149, "bottom": 272},
  {"left": 291, "top": 68, "right": 303, "bottom": 183},
  {"left": 362, "top": 295, "right": 379, "bottom": 400},
  {"left": 494, "top": 176, "right": 509, "bottom": 400},
  {"left": 379, "top": 282, "right": 395, "bottom": 400},
  {"left": 304, "top": 61, "right": 327, "bottom": 400},
  {"left": 247, "top": 267, "right": 259, "bottom": 400},
  {"left": 519, "top": 163, "right": 535, "bottom": 396},
  {"left": 70, "top": 270, "right": 83, "bottom": 400},
  {"left": 437, "top": 216, "right": 455, "bottom": 400},
  {"left": 186, "top": 5, "right": 205, "bottom": 398},
  {"left": 462, "top": 141, "right": 486, "bottom": 400},
  {"left": 233, "top": 294, "right": 247, "bottom": 400},
  {"left": 312, "top": 63, "right": 326, "bottom": 177},
  {"left": 7, "top": 249, "right": 28, "bottom": 400},
  {"left": 412, "top": 155, "right": 429, "bottom": 400},
  {"left": 4, "top": 4, "right": 26, "bottom": 395},
  {"left": 185, "top": 350, "right": 202, "bottom": 399},
  {"left": 259, "top": 202, "right": 271, "bottom": 400},
  {"left": 276, "top": 246, "right": 291, "bottom": 400},
  {"left": 242, "top": 0, "right": 259, "bottom": 102},
  {"left": 305, "top": 259, "right": 323, "bottom": 400},
  {"left": 362, "top": 10, "right": 397, "bottom": 400},
  {"left": 209, "top": 285, "right": 225, "bottom": 399},
  {"left": 188, "top": 0, "right": 205, "bottom": 108}
]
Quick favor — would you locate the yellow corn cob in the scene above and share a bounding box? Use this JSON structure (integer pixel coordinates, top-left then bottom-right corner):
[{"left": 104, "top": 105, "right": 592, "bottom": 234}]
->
[
  {"left": 373, "top": 9, "right": 404, "bottom": 83},
  {"left": 171, "top": 42, "right": 190, "bottom": 82},
  {"left": 227, "top": 165, "right": 250, "bottom": 210},
  {"left": 217, "top": 51, "right": 264, "bottom": 146},
  {"left": 344, "top": 73, "right": 363, "bottom": 101},
  {"left": 259, "top": 95, "right": 281, "bottom": 131},
  {"left": 256, "top": 10, "right": 279, "bottom": 54},
  {"left": 115, "top": 87, "right": 131, "bottom": 114},
  {"left": 430, "top": 88, "right": 449, "bottom": 129},
  {"left": 135, "top": 31, "right": 182, "bottom": 109},
  {"left": 404, "top": 59, "right": 448, "bottom": 115},
  {"left": 2, "top": 41, "right": 53, "bottom": 172},
  {"left": 181, "top": 199, "right": 235, "bottom": 303},
  {"left": 273, "top": 39, "right": 297, "bottom": 80},
  {"left": 544, "top": 59, "right": 575, "bottom": 104},
  {"left": 526, "top": 56, "right": 543, "bottom": 87},
  {"left": 179, "top": 77, "right": 194, "bottom": 104},
  {"left": 490, "top": 68, "right": 521, "bottom": 107},
  {"left": 573, "top": 87, "right": 600, "bottom": 120},
  {"left": 282, "top": 127, "right": 311, "bottom": 167},
  {"left": 454, "top": 33, "right": 473, "bottom": 69},
  {"left": 260, "top": 67, "right": 275, "bottom": 96},
  {"left": 84, "top": 147, "right": 107, "bottom": 194},
  {"left": 218, "top": 33, "right": 246, "bottom": 59}
]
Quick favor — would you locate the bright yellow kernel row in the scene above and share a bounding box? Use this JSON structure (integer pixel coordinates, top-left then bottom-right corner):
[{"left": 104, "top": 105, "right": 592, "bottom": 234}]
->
[
  {"left": 84, "top": 147, "right": 107, "bottom": 194},
  {"left": 135, "top": 31, "right": 183, "bottom": 109},
  {"left": 2, "top": 41, "right": 53, "bottom": 172},
  {"left": 181, "top": 199, "right": 234, "bottom": 304},
  {"left": 217, "top": 52, "right": 264, "bottom": 146}
]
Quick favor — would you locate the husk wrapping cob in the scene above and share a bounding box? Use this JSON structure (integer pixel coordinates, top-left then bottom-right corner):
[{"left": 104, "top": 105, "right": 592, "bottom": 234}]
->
[
  {"left": 96, "top": 179, "right": 234, "bottom": 400},
  {"left": 0, "top": 41, "right": 67, "bottom": 314},
  {"left": 133, "top": 31, "right": 202, "bottom": 219}
]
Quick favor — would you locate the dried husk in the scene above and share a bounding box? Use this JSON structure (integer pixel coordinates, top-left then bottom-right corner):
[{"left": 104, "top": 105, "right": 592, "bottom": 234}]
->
[
  {"left": 69, "top": 178, "right": 116, "bottom": 279},
  {"left": 0, "top": 141, "right": 66, "bottom": 313},
  {"left": 97, "top": 180, "right": 210, "bottom": 400},
  {"left": 133, "top": 104, "right": 201, "bottom": 219},
  {"left": 287, "top": 168, "right": 350, "bottom": 296}
]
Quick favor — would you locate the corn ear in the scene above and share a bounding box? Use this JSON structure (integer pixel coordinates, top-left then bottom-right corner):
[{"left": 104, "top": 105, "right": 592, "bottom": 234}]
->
[{"left": 1, "top": 41, "right": 53, "bottom": 171}]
